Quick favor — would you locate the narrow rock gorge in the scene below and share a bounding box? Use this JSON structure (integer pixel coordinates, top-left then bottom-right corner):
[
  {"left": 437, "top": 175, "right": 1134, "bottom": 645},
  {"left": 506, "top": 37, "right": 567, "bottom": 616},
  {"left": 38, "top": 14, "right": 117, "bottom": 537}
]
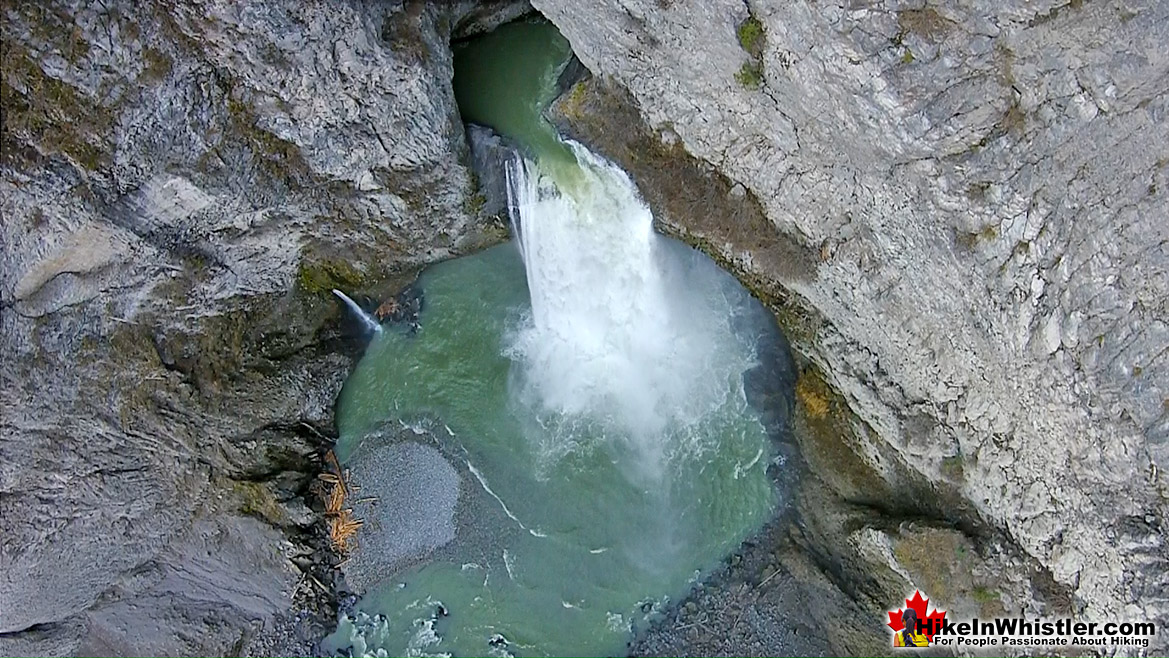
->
[{"left": 2, "top": 0, "right": 1166, "bottom": 655}]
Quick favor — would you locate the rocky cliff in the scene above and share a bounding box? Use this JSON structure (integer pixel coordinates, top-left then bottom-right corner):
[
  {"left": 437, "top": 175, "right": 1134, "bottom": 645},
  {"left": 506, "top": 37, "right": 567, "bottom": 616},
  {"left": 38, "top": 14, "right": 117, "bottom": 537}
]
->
[
  {"left": 536, "top": 0, "right": 1168, "bottom": 646},
  {"left": 0, "top": 1, "right": 516, "bottom": 654}
]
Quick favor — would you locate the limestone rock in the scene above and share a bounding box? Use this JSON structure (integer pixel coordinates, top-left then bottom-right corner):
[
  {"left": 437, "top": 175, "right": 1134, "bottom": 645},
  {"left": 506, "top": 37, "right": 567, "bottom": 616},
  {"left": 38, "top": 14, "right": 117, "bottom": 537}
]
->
[
  {"left": 0, "top": 0, "right": 500, "bottom": 654},
  {"left": 535, "top": 0, "right": 1169, "bottom": 647},
  {"left": 466, "top": 123, "right": 519, "bottom": 220}
]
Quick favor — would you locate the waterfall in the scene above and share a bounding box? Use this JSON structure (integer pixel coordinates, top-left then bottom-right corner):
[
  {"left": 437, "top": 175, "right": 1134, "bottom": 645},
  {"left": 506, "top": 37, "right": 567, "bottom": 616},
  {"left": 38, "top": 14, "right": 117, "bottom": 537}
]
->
[
  {"left": 505, "top": 143, "right": 743, "bottom": 467},
  {"left": 332, "top": 289, "right": 383, "bottom": 335},
  {"left": 326, "top": 20, "right": 786, "bottom": 656},
  {"left": 326, "top": 142, "right": 776, "bottom": 658}
]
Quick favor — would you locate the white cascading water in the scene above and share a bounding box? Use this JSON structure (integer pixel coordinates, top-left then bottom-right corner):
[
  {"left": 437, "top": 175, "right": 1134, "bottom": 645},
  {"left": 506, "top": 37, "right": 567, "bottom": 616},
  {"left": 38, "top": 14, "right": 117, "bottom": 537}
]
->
[
  {"left": 505, "top": 143, "right": 739, "bottom": 472},
  {"left": 332, "top": 289, "right": 383, "bottom": 335}
]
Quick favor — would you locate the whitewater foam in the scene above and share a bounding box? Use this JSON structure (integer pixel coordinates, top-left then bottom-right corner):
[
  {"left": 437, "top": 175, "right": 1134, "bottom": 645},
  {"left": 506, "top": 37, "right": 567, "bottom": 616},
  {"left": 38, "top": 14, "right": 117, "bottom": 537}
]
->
[
  {"left": 467, "top": 460, "right": 547, "bottom": 538},
  {"left": 504, "top": 144, "right": 752, "bottom": 473}
]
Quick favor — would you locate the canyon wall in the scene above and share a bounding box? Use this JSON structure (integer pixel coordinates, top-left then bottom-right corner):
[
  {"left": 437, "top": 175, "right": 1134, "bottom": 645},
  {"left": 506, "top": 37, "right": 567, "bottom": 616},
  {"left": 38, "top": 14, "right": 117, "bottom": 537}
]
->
[
  {"left": 0, "top": 1, "right": 513, "bottom": 654},
  {"left": 537, "top": 0, "right": 1168, "bottom": 641}
]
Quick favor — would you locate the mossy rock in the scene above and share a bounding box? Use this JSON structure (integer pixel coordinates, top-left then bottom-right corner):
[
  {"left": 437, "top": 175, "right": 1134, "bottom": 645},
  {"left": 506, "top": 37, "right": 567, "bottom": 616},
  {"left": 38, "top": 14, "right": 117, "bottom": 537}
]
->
[
  {"left": 897, "top": 8, "right": 954, "bottom": 42},
  {"left": 955, "top": 223, "right": 999, "bottom": 250},
  {"left": 941, "top": 454, "right": 965, "bottom": 482},
  {"left": 792, "top": 366, "right": 890, "bottom": 504},
  {"left": 141, "top": 47, "right": 173, "bottom": 83},
  {"left": 464, "top": 191, "right": 487, "bottom": 216},
  {"left": 737, "top": 15, "right": 765, "bottom": 57},
  {"left": 735, "top": 61, "right": 764, "bottom": 90},
  {"left": 232, "top": 480, "right": 288, "bottom": 526},
  {"left": 297, "top": 258, "right": 366, "bottom": 295},
  {"left": 796, "top": 373, "right": 830, "bottom": 419},
  {"left": 735, "top": 14, "right": 766, "bottom": 89},
  {"left": 892, "top": 526, "right": 1007, "bottom": 618},
  {"left": 222, "top": 90, "right": 313, "bottom": 186},
  {"left": 1, "top": 43, "right": 113, "bottom": 171}
]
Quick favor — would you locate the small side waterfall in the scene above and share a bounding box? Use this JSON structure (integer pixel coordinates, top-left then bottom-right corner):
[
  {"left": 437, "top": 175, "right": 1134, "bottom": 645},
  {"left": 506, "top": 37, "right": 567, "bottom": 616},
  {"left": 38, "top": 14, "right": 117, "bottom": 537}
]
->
[
  {"left": 332, "top": 289, "right": 382, "bottom": 335},
  {"left": 325, "top": 18, "right": 786, "bottom": 657}
]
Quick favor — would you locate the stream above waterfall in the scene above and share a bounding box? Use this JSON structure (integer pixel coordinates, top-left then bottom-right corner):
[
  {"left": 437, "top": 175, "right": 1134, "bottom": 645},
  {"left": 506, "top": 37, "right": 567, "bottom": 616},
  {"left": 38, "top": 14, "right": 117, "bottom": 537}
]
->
[{"left": 326, "top": 18, "right": 794, "bottom": 657}]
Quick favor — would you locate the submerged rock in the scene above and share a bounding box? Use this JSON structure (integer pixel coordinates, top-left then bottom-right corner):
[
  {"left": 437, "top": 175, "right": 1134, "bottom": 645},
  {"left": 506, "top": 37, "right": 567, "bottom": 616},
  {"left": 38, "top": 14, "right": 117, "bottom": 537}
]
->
[
  {"left": 740, "top": 306, "right": 798, "bottom": 442},
  {"left": 342, "top": 441, "right": 460, "bottom": 592}
]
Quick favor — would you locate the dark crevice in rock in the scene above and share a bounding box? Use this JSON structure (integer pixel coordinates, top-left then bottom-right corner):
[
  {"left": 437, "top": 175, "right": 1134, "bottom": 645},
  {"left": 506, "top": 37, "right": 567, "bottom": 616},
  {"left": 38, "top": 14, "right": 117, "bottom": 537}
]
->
[
  {"left": 555, "top": 54, "right": 588, "bottom": 95},
  {"left": 452, "top": 0, "right": 535, "bottom": 41},
  {"left": 226, "top": 421, "right": 335, "bottom": 482},
  {"left": 0, "top": 622, "right": 57, "bottom": 639}
]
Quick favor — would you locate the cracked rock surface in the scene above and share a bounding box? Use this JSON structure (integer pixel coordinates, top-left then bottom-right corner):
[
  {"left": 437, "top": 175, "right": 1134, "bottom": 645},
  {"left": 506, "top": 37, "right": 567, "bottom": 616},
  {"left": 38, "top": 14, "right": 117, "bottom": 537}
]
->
[
  {"left": 1, "top": 0, "right": 518, "bottom": 654},
  {"left": 535, "top": 0, "right": 1168, "bottom": 645}
]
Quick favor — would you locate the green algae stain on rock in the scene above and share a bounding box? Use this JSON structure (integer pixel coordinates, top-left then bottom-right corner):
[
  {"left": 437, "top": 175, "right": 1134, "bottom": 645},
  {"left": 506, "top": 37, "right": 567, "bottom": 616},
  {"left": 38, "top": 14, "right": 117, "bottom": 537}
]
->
[
  {"left": 0, "top": 45, "right": 114, "bottom": 171},
  {"left": 737, "top": 15, "right": 765, "bottom": 57},
  {"left": 735, "top": 13, "right": 766, "bottom": 89},
  {"left": 297, "top": 257, "right": 367, "bottom": 295}
]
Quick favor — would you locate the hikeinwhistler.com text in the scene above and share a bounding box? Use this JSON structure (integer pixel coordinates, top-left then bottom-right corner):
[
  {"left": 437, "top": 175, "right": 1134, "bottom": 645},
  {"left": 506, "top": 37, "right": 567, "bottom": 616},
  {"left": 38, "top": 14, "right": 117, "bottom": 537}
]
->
[{"left": 922, "top": 617, "right": 1157, "bottom": 649}]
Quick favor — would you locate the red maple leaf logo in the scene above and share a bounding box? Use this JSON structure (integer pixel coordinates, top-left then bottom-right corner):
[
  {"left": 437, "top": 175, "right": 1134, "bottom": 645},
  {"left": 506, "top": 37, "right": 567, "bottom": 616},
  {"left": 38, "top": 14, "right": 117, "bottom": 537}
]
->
[{"left": 887, "top": 590, "right": 947, "bottom": 641}]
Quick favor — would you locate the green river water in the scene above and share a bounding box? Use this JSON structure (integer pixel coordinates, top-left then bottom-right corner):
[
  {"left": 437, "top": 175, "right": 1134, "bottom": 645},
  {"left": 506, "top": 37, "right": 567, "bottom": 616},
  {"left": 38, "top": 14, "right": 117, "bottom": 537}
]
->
[{"left": 327, "top": 19, "right": 782, "bottom": 657}]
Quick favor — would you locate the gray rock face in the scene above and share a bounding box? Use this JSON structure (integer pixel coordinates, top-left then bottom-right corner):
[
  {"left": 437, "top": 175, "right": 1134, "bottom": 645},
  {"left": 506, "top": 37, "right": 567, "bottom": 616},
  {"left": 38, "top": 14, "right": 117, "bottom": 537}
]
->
[
  {"left": 466, "top": 123, "right": 518, "bottom": 220},
  {"left": 534, "top": 0, "right": 1168, "bottom": 642},
  {"left": 0, "top": 0, "right": 504, "bottom": 654}
]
